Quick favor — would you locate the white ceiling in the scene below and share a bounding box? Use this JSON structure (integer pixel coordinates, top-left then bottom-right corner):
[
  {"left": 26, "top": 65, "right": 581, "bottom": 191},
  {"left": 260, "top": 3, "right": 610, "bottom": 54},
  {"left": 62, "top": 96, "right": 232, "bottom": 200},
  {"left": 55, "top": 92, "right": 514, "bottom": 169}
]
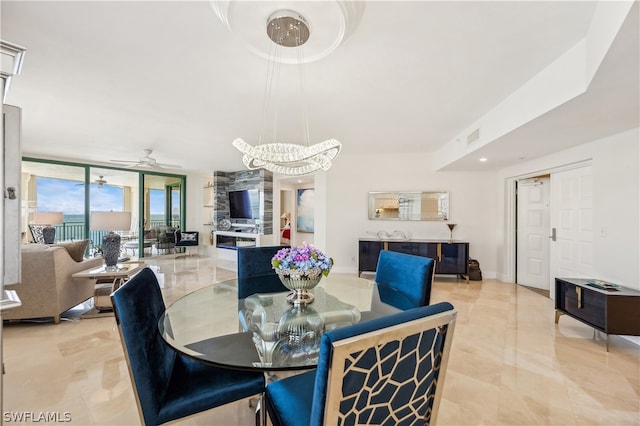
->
[{"left": 2, "top": 1, "right": 638, "bottom": 175}]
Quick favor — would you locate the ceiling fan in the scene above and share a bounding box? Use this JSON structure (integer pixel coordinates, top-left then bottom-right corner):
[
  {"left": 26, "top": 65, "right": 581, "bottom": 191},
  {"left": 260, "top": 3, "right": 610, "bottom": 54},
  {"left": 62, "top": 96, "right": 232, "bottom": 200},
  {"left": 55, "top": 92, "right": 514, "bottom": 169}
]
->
[
  {"left": 110, "top": 148, "right": 182, "bottom": 170},
  {"left": 76, "top": 175, "right": 108, "bottom": 189}
]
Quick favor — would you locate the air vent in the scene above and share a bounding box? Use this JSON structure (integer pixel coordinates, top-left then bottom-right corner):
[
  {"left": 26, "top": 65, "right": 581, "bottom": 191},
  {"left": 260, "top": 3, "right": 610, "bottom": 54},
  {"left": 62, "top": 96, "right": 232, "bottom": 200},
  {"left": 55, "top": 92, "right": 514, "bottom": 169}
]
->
[{"left": 467, "top": 128, "right": 480, "bottom": 144}]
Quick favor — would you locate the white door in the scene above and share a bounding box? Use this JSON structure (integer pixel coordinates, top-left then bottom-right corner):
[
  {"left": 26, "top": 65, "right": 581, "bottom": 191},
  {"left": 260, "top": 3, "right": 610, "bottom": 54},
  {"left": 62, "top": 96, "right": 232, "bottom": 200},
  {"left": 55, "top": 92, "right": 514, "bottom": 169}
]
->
[
  {"left": 549, "top": 166, "right": 594, "bottom": 298},
  {"left": 517, "top": 177, "right": 550, "bottom": 290}
]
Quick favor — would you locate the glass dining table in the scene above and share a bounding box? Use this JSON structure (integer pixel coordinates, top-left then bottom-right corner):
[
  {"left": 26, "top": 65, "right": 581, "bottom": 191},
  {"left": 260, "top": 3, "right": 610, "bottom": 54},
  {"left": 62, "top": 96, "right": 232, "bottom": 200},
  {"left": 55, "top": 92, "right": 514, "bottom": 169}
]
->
[{"left": 158, "top": 274, "right": 408, "bottom": 372}]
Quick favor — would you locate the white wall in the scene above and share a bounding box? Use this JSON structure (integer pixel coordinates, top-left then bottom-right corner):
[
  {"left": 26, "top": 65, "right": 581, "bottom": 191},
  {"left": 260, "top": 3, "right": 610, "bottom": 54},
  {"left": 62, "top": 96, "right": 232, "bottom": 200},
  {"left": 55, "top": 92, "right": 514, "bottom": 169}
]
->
[
  {"left": 192, "top": 127, "right": 638, "bottom": 284},
  {"left": 185, "top": 171, "right": 204, "bottom": 232},
  {"left": 592, "top": 128, "right": 639, "bottom": 288},
  {"left": 497, "top": 127, "right": 639, "bottom": 290},
  {"left": 323, "top": 152, "right": 500, "bottom": 276}
]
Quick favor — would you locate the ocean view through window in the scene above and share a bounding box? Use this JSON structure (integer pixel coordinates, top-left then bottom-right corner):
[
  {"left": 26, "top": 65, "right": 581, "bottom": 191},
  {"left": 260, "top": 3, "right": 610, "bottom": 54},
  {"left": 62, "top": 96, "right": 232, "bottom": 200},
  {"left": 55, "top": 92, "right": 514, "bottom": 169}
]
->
[{"left": 23, "top": 158, "right": 186, "bottom": 257}]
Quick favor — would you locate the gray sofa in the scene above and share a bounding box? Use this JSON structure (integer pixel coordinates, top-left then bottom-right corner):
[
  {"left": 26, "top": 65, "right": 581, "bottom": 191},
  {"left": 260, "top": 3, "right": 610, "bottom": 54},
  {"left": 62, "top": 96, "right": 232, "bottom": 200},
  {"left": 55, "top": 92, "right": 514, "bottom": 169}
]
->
[{"left": 2, "top": 243, "right": 103, "bottom": 323}]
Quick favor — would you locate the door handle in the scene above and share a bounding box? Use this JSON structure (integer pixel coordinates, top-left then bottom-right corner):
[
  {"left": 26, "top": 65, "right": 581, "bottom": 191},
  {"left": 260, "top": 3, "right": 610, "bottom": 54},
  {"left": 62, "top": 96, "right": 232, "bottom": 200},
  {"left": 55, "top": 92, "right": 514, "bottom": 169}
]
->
[
  {"left": 5, "top": 187, "right": 16, "bottom": 200},
  {"left": 549, "top": 228, "right": 556, "bottom": 241}
]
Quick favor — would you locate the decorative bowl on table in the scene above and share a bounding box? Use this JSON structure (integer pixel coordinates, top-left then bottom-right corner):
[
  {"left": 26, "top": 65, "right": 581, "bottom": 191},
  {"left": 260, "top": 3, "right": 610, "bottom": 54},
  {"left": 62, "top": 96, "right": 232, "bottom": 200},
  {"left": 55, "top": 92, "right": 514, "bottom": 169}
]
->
[
  {"left": 272, "top": 242, "right": 333, "bottom": 306},
  {"left": 275, "top": 268, "right": 323, "bottom": 305}
]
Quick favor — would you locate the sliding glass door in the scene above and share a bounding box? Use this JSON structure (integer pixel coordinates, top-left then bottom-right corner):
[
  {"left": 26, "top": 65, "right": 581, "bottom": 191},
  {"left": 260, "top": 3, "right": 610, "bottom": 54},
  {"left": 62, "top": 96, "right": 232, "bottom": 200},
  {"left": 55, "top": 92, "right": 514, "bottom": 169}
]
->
[
  {"left": 88, "top": 167, "right": 138, "bottom": 257},
  {"left": 22, "top": 158, "right": 185, "bottom": 259},
  {"left": 141, "top": 174, "right": 183, "bottom": 257}
]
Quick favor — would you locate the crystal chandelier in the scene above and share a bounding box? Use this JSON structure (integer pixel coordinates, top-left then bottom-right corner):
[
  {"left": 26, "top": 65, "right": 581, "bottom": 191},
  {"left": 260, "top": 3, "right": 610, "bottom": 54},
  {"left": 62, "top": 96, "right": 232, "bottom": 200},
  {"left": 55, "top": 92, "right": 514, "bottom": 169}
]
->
[{"left": 232, "top": 10, "right": 342, "bottom": 176}]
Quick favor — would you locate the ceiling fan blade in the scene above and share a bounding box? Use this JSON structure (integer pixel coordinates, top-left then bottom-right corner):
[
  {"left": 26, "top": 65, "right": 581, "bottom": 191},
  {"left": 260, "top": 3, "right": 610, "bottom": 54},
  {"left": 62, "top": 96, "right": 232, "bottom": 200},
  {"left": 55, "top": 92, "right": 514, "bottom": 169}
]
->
[
  {"left": 156, "top": 162, "right": 182, "bottom": 169},
  {"left": 110, "top": 159, "right": 139, "bottom": 164},
  {"left": 109, "top": 150, "right": 180, "bottom": 169}
]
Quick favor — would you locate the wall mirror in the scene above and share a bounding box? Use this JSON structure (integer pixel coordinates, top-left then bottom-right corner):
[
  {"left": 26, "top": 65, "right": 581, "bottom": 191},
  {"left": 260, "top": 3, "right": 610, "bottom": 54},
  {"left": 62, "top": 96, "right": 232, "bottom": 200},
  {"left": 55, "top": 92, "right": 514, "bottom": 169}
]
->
[{"left": 368, "top": 191, "right": 449, "bottom": 221}]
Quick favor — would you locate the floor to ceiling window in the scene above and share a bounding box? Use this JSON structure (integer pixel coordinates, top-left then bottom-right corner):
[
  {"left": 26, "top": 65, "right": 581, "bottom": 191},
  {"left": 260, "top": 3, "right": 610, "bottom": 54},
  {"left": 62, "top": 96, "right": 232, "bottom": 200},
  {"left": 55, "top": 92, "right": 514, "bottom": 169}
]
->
[
  {"left": 22, "top": 158, "right": 186, "bottom": 258},
  {"left": 23, "top": 162, "right": 86, "bottom": 244}
]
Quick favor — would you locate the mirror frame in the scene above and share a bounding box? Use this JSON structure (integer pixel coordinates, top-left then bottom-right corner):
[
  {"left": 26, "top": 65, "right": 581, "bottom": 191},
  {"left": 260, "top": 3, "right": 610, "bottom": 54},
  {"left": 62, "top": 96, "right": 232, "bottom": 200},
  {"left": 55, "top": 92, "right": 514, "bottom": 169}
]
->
[{"left": 368, "top": 191, "right": 449, "bottom": 221}]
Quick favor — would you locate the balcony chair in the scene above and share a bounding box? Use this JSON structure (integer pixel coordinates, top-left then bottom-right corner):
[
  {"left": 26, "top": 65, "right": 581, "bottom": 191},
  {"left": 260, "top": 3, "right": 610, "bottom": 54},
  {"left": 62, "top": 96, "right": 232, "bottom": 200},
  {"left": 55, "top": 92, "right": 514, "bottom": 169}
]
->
[
  {"left": 265, "top": 302, "right": 457, "bottom": 426},
  {"left": 153, "top": 225, "right": 176, "bottom": 255},
  {"left": 111, "top": 267, "right": 265, "bottom": 425},
  {"left": 374, "top": 250, "right": 435, "bottom": 310},
  {"left": 174, "top": 231, "right": 199, "bottom": 257}
]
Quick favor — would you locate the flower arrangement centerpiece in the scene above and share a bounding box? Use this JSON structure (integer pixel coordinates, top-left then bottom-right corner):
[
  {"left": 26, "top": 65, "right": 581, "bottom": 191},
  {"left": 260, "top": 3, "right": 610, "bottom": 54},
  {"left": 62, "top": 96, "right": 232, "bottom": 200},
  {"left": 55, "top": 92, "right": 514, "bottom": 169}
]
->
[{"left": 272, "top": 242, "right": 333, "bottom": 305}]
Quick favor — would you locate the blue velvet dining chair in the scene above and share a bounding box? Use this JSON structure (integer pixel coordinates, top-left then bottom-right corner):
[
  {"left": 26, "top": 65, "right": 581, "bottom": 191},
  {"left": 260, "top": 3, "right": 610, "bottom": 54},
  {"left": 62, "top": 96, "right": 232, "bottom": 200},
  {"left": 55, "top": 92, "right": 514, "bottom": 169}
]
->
[
  {"left": 265, "top": 301, "right": 457, "bottom": 426},
  {"left": 111, "top": 267, "right": 265, "bottom": 425},
  {"left": 237, "top": 245, "right": 289, "bottom": 299},
  {"left": 375, "top": 250, "right": 436, "bottom": 310}
]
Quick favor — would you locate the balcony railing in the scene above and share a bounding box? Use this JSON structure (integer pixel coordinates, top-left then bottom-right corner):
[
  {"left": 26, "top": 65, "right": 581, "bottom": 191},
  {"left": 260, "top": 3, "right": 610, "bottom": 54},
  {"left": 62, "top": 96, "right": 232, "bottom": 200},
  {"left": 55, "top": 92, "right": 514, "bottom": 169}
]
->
[{"left": 52, "top": 220, "right": 180, "bottom": 244}]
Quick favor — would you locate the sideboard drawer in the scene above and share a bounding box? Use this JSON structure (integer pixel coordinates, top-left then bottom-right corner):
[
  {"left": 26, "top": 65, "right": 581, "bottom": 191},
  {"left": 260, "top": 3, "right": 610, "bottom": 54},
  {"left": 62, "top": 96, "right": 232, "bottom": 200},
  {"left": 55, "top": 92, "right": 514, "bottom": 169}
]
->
[{"left": 560, "top": 284, "right": 605, "bottom": 329}]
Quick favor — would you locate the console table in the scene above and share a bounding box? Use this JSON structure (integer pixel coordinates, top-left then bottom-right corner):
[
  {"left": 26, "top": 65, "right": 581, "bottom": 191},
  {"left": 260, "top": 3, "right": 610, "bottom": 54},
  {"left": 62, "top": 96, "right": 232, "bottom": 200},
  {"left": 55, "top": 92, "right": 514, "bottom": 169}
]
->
[
  {"left": 555, "top": 278, "right": 640, "bottom": 351},
  {"left": 358, "top": 238, "right": 469, "bottom": 278}
]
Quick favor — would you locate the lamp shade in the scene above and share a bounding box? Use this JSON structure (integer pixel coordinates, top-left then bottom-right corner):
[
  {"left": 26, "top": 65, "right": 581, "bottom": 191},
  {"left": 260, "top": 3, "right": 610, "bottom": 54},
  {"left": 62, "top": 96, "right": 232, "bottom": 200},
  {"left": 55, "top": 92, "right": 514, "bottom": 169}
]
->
[
  {"left": 90, "top": 211, "right": 132, "bottom": 231},
  {"left": 32, "top": 211, "right": 64, "bottom": 225}
]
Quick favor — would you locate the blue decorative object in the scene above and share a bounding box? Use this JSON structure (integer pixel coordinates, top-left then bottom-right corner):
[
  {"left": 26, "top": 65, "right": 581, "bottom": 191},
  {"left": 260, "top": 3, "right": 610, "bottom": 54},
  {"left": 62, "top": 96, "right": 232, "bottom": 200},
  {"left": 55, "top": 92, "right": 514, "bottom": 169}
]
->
[
  {"left": 102, "top": 232, "right": 121, "bottom": 270},
  {"left": 42, "top": 226, "right": 56, "bottom": 244},
  {"left": 111, "top": 268, "right": 265, "bottom": 425}
]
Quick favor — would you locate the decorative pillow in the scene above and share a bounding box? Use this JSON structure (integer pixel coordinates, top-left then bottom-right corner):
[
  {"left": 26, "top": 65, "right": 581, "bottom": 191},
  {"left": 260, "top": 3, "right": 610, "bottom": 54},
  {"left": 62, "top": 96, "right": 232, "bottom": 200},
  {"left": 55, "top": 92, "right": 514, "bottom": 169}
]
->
[
  {"left": 52, "top": 240, "right": 90, "bottom": 262},
  {"left": 28, "top": 224, "right": 46, "bottom": 244},
  {"left": 179, "top": 232, "right": 198, "bottom": 242}
]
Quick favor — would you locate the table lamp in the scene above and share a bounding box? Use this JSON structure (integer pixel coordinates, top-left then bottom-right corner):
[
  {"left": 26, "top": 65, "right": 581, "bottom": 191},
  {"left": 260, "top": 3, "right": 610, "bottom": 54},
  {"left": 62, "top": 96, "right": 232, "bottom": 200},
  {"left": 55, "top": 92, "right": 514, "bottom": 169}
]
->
[
  {"left": 91, "top": 211, "right": 132, "bottom": 270},
  {"left": 32, "top": 211, "right": 64, "bottom": 244}
]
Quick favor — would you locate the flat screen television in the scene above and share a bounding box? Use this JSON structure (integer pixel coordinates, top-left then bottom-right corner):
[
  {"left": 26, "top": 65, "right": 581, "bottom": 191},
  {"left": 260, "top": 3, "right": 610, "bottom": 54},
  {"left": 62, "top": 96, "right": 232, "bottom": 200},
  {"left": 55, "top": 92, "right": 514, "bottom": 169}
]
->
[{"left": 228, "top": 189, "right": 259, "bottom": 219}]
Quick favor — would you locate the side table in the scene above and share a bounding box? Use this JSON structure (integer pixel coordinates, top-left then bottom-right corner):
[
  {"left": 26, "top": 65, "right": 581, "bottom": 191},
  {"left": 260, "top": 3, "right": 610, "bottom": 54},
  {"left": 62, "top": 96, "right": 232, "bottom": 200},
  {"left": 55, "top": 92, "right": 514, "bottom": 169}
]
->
[
  {"left": 555, "top": 277, "right": 640, "bottom": 351},
  {"left": 72, "top": 262, "right": 146, "bottom": 317}
]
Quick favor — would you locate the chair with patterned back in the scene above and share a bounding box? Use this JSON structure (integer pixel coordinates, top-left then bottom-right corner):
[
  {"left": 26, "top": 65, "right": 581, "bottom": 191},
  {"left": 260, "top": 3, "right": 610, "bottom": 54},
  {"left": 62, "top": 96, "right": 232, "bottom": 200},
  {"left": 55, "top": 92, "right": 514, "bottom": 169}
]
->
[
  {"left": 375, "top": 250, "right": 435, "bottom": 310},
  {"left": 111, "top": 267, "right": 265, "bottom": 425},
  {"left": 265, "top": 302, "right": 457, "bottom": 426},
  {"left": 174, "top": 230, "right": 199, "bottom": 257}
]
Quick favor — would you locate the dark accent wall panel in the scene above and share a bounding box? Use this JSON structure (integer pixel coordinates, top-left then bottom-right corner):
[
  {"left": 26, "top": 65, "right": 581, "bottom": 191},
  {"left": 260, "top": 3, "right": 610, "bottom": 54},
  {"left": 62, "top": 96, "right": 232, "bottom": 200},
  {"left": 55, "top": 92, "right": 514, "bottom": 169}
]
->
[{"left": 213, "top": 169, "right": 273, "bottom": 235}]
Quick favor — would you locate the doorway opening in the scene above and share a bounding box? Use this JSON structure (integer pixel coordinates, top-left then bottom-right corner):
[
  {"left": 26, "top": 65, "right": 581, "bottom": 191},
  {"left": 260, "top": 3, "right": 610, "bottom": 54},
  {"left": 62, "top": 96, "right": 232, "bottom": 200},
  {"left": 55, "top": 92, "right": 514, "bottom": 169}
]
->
[
  {"left": 516, "top": 175, "right": 550, "bottom": 296},
  {"left": 510, "top": 161, "right": 593, "bottom": 299}
]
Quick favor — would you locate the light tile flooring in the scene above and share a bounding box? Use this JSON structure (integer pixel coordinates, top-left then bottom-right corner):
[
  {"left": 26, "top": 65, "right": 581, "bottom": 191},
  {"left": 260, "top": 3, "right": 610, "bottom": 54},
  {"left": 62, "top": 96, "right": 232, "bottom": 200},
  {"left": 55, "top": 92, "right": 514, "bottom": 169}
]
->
[{"left": 2, "top": 255, "right": 639, "bottom": 425}]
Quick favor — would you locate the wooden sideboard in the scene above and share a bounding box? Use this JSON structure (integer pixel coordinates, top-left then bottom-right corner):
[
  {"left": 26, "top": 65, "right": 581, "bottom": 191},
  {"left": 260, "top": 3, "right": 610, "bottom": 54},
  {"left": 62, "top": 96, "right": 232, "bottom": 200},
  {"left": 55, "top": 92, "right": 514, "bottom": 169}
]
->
[
  {"left": 358, "top": 239, "right": 469, "bottom": 277},
  {"left": 555, "top": 278, "right": 640, "bottom": 351}
]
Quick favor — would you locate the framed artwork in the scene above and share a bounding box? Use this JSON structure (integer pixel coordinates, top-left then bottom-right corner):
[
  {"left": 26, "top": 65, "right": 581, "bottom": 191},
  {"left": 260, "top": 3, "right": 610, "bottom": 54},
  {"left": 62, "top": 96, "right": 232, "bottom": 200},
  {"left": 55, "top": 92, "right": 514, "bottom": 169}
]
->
[{"left": 296, "top": 188, "right": 314, "bottom": 233}]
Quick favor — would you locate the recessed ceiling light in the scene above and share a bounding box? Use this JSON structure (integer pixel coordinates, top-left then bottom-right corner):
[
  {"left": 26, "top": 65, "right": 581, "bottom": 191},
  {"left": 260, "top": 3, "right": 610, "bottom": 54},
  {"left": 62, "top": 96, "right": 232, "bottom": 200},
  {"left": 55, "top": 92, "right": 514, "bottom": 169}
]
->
[{"left": 479, "top": 157, "right": 488, "bottom": 162}]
